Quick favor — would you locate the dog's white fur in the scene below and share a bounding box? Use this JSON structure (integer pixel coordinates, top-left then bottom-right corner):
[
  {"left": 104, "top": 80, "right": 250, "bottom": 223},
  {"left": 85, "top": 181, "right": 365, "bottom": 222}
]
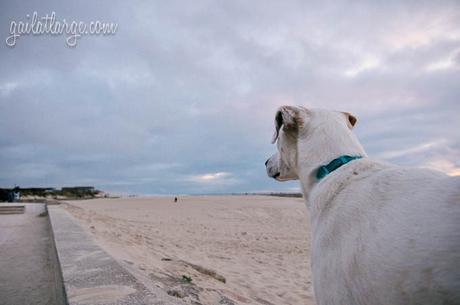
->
[{"left": 266, "top": 106, "right": 460, "bottom": 305}]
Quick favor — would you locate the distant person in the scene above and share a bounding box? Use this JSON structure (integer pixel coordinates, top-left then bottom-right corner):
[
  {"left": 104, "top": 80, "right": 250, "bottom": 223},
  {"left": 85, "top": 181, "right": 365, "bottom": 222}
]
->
[
  {"left": 174, "top": 197, "right": 178, "bottom": 203},
  {"left": 13, "top": 186, "right": 20, "bottom": 202}
]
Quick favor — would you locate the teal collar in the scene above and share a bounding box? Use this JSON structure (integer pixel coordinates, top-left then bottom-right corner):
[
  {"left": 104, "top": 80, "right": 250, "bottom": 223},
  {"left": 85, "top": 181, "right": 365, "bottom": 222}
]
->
[{"left": 316, "top": 155, "right": 362, "bottom": 180}]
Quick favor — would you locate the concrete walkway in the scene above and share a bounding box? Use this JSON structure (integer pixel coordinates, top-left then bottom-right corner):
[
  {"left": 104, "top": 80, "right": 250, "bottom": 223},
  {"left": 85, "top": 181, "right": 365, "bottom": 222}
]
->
[
  {"left": 48, "top": 206, "right": 185, "bottom": 305},
  {"left": 0, "top": 203, "right": 66, "bottom": 305}
]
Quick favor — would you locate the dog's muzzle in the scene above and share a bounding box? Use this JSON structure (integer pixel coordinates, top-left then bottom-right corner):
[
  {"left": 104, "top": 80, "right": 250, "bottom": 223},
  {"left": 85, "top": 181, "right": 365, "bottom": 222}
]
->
[{"left": 265, "top": 158, "right": 281, "bottom": 179}]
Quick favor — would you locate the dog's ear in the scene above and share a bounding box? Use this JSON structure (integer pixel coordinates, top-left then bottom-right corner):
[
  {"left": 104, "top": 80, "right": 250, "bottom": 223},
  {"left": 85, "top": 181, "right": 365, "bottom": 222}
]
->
[
  {"left": 271, "top": 106, "right": 302, "bottom": 143},
  {"left": 342, "top": 112, "right": 357, "bottom": 129}
]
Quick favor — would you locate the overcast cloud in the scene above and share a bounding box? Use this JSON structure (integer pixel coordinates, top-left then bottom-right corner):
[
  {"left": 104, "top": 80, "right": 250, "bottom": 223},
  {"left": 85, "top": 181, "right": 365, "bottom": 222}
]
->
[{"left": 1, "top": 0, "right": 459, "bottom": 195}]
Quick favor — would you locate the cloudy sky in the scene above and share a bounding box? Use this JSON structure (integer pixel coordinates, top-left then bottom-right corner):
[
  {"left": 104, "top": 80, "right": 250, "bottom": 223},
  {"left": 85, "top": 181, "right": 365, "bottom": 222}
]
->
[{"left": 1, "top": 0, "right": 459, "bottom": 195}]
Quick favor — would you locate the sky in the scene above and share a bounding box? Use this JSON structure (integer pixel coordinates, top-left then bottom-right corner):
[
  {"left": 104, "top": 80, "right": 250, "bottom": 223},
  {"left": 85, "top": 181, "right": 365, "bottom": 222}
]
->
[{"left": 0, "top": 0, "right": 459, "bottom": 195}]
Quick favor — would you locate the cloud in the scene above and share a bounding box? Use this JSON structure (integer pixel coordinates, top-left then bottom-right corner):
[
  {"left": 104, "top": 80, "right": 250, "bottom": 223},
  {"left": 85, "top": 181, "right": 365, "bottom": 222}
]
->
[
  {"left": 196, "top": 172, "right": 231, "bottom": 181},
  {"left": 376, "top": 139, "right": 448, "bottom": 160},
  {"left": 0, "top": 81, "right": 18, "bottom": 96},
  {"left": 0, "top": 0, "right": 459, "bottom": 194},
  {"left": 423, "top": 158, "right": 460, "bottom": 176},
  {"left": 425, "top": 48, "right": 460, "bottom": 71},
  {"left": 186, "top": 172, "right": 239, "bottom": 185},
  {"left": 344, "top": 56, "right": 382, "bottom": 77}
]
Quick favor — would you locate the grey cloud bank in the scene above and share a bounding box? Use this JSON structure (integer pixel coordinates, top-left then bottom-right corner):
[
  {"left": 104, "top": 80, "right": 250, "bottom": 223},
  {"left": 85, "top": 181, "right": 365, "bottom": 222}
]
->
[{"left": 1, "top": 0, "right": 459, "bottom": 195}]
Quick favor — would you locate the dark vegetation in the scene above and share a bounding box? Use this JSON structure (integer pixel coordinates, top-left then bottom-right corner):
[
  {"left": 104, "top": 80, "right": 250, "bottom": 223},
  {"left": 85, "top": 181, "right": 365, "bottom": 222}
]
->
[{"left": 0, "top": 186, "right": 101, "bottom": 202}]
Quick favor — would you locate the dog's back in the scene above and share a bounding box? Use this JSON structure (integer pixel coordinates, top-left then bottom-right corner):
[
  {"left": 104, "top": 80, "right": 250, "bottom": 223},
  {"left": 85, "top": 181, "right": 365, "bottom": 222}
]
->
[{"left": 310, "top": 159, "right": 460, "bottom": 305}]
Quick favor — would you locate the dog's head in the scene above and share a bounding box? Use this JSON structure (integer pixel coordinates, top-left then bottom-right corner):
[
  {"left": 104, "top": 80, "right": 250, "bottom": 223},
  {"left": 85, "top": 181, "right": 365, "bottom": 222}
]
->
[{"left": 265, "top": 106, "right": 358, "bottom": 182}]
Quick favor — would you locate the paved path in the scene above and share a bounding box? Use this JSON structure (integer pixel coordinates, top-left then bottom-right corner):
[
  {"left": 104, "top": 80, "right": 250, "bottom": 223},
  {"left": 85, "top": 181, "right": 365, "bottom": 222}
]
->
[
  {"left": 0, "top": 203, "right": 66, "bottom": 305},
  {"left": 48, "top": 206, "right": 185, "bottom": 305}
]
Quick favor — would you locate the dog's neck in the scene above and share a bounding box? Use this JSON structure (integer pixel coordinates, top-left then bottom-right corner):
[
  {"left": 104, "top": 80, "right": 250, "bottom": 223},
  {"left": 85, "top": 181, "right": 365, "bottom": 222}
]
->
[{"left": 297, "top": 124, "right": 367, "bottom": 206}]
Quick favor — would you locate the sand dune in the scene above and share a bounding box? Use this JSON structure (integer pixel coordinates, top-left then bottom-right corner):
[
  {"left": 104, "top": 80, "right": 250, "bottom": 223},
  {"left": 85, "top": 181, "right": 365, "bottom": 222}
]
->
[{"left": 64, "top": 196, "right": 315, "bottom": 305}]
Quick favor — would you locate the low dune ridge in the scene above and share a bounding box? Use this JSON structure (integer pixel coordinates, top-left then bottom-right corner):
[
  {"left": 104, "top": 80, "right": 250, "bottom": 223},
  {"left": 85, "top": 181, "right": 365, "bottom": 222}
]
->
[{"left": 64, "top": 196, "right": 314, "bottom": 305}]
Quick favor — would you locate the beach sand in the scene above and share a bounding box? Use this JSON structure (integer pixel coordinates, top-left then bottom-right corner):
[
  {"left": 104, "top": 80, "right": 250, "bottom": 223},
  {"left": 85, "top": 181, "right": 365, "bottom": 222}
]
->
[{"left": 64, "top": 196, "right": 314, "bottom": 305}]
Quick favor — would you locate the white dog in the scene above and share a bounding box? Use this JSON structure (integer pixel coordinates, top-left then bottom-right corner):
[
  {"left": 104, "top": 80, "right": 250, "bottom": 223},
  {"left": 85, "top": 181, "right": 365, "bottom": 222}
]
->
[{"left": 266, "top": 106, "right": 460, "bottom": 305}]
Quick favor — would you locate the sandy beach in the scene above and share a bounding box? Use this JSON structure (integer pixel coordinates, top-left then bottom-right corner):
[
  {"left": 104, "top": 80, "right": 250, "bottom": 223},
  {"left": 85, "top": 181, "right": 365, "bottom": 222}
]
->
[{"left": 64, "top": 196, "right": 314, "bottom": 305}]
